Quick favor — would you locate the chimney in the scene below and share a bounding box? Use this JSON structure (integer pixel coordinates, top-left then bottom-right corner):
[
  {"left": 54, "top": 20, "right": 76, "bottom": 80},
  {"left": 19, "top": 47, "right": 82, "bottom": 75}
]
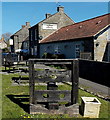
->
[
  {"left": 26, "top": 22, "right": 30, "bottom": 27},
  {"left": 22, "top": 25, "right": 25, "bottom": 28},
  {"left": 57, "top": 6, "right": 64, "bottom": 13},
  {"left": 45, "top": 13, "right": 51, "bottom": 18}
]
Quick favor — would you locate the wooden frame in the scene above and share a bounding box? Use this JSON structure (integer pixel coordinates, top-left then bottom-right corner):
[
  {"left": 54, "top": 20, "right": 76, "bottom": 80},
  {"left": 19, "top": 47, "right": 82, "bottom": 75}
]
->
[{"left": 29, "top": 59, "right": 79, "bottom": 115}]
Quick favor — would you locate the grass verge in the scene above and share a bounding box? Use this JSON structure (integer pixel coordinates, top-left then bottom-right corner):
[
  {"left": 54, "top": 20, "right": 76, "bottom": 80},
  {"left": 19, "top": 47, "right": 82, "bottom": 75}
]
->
[{"left": 2, "top": 71, "right": 110, "bottom": 119}]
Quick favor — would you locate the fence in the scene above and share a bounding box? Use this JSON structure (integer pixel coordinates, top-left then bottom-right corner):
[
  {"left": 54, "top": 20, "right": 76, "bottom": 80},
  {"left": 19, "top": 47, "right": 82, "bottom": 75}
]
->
[
  {"left": 79, "top": 59, "right": 110, "bottom": 87},
  {"left": 80, "top": 52, "right": 92, "bottom": 60}
]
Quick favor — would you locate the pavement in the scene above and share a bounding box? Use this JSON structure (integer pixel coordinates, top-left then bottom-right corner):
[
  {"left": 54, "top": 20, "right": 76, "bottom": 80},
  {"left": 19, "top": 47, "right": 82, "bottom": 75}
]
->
[
  {"left": 65, "top": 77, "right": 110, "bottom": 100},
  {"left": 79, "top": 78, "right": 110, "bottom": 99}
]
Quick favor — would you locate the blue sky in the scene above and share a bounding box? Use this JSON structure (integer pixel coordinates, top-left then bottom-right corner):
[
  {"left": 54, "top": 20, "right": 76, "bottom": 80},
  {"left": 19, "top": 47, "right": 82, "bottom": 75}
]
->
[{"left": 1, "top": 2, "right": 109, "bottom": 37}]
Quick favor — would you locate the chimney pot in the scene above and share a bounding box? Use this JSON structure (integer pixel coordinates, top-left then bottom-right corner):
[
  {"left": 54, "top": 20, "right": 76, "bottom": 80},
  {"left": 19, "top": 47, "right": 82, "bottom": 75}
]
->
[
  {"left": 45, "top": 13, "right": 51, "bottom": 18},
  {"left": 26, "top": 22, "right": 30, "bottom": 26}
]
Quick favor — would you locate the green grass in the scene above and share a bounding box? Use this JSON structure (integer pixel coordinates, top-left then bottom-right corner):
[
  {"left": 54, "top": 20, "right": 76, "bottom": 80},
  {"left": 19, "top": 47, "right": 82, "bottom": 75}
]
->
[{"left": 1, "top": 68, "right": 110, "bottom": 119}]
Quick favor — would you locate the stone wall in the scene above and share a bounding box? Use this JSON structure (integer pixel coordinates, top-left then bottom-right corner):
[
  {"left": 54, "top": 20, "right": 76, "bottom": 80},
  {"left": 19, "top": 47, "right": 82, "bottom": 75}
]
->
[{"left": 94, "top": 27, "right": 110, "bottom": 61}]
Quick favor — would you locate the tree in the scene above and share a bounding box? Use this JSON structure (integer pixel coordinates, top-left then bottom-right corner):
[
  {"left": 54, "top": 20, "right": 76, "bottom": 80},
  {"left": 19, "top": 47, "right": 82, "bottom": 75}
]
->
[{"left": 2, "top": 32, "right": 12, "bottom": 43}]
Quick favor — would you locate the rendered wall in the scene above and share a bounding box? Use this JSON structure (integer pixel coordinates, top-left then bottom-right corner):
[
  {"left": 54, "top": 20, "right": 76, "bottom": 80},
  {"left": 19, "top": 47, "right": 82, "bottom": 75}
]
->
[{"left": 40, "top": 40, "right": 84, "bottom": 59}]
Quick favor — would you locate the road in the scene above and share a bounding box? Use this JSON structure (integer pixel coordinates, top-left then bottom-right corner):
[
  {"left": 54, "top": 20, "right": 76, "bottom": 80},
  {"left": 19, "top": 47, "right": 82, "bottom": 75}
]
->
[
  {"left": 79, "top": 77, "right": 110, "bottom": 99},
  {"left": 66, "top": 77, "right": 109, "bottom": 99}
]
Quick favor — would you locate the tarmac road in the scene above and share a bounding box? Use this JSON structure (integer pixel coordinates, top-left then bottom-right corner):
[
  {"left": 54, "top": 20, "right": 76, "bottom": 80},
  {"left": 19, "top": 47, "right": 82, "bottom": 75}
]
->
[{"left": 79, "top": 77, "right": 110, "bottom": 99}]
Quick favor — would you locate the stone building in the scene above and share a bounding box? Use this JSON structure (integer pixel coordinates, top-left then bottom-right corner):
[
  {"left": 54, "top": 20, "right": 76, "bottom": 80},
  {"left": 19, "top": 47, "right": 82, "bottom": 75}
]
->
[
  {"left": 10, "top": 22, "right": 30, "bottom": 53},
  {"left": 0, "top": 37, "right": 7, "bottom": 49},
  {"left": 29, "top": 6, "right": 74, "bottom": 57},
  {"left": 39, "top": 13, "right": 110, "bottom": 62}
]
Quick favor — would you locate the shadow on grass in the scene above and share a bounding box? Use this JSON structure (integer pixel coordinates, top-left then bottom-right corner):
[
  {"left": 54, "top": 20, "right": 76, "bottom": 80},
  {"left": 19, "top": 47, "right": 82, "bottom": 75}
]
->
[
  {"left": 12, "top": 77, "right": 29, "bottom": 84},
  {"left": 2, "top": 69, "right": 10, "bottom": 73},
  {"left": 2, "top": 69, "right": 18, "bottom": 73},
  {"left": 6, "top": 94, "right": 30, "bottom": 113}
]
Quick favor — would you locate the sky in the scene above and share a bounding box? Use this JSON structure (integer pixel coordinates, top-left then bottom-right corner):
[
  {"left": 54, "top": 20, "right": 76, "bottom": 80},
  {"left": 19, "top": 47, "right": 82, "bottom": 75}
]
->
[{"left": 1, "top": 2, "right": 109, "bottom": 37}]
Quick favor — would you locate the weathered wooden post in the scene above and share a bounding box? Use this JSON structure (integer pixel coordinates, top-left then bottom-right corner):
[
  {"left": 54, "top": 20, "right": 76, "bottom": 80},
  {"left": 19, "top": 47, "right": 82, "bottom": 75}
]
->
[
  {"left": 71, "top": 60, "right": 79, "bottom": 104},
  {"left": 29, "top": 60, "right": 35, "bottom": 104}
]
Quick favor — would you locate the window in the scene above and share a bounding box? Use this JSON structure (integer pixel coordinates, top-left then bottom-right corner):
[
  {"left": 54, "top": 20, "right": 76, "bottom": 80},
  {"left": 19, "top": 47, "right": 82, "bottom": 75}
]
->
[
  {"left": 75, "top": 44, "right": 80, "bottom": 58},
  {"left": 31, "top": 48, "right": 33, "bottom": 55},
  {"left": 35, "top": 29, "right": 37, "bottom": 40},
  {"left": 31, "top": 31, "right": 33, "bottom": 41},
  {"left": 64, "top": 45, "right": 68, "bottom": 49},
  {"left": 23, "top": 42, "right": 27, "bottom": 49},
  {"left": 54, "top": 46, "right": 60, "bottom": 54},
  {"left": 34, "top": 46, "right": 37, "bottom": 55},
  {"left": 44, "top": 47, "right": 47, "bottom": 53},
  {"left": 47, "top": 46, "right": 51, "bottom": 49}
]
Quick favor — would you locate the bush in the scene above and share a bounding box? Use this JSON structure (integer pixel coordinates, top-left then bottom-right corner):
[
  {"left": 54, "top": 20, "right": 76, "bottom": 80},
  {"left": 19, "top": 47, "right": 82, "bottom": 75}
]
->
[
  {"left": 42, "top": 53, "right": 65, "bottom": 59},
  {"left": 42, "top": 53, "right": 52, "bottom": 58},
  {"left": 51, "top": 54, "right": 65, "bottom": 59}
]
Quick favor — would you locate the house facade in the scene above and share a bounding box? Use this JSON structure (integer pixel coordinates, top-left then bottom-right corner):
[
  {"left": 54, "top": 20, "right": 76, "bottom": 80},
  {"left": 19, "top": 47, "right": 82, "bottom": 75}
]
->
[
  {"left": 29, "top": 6, "right": 74, "bottom": 57},
  {"left": 39, "top": 13, "right": 110, "bottom": 62},
  {"left": 0, "top": 37, "right": 7, "bottom": 49},
  {"left": 10, "top": 22, "right": 30, "bottom": 53}
]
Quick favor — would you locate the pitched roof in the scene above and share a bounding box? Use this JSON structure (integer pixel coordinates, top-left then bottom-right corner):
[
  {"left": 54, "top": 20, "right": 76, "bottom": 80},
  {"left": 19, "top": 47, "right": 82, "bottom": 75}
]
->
[
  {"left": 11, "top": 29, "right": 22, "bottom": 37},
  {"left": 11, "top": 22, "right": 30, "bottom": 37},
  {"left": 40, "top": 13, "right": 110, "bottom": 44}
]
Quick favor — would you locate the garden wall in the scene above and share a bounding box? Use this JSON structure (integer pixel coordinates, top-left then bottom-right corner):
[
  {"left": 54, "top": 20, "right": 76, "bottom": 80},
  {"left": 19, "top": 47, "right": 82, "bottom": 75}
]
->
[{"left": 79, "top": 59, "right": 110, "bottom": 87}]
